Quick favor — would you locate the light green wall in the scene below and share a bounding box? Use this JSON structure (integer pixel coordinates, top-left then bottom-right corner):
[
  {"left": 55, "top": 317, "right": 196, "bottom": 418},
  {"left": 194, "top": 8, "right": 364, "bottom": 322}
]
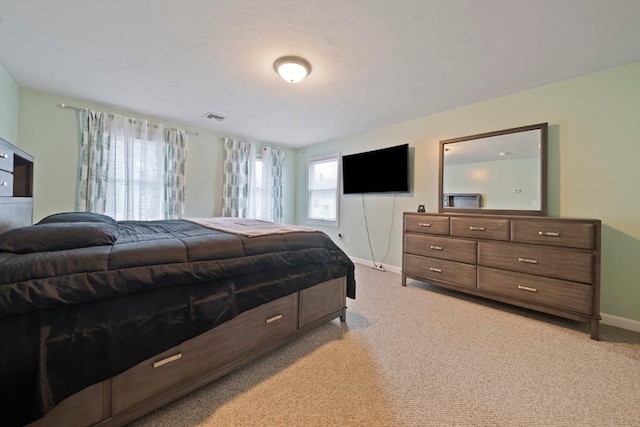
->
[
  {"left": 16, "top": 89, "right": 297, "bottom": 224},
  {"left": 9, "top": 63, "right": 640, "bottom": 322},
  {"left": 0, "top": 65, "right": 19, "bottom": 144},
  {"left": 296, "top": 62, "right": 640, "bottom": 322}
]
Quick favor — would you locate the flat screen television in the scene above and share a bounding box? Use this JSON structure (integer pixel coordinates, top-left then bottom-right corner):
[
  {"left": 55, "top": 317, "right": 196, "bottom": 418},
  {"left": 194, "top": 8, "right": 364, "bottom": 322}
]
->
[{"left": 342, "top": 143, "right": 410, "bottom": 194}]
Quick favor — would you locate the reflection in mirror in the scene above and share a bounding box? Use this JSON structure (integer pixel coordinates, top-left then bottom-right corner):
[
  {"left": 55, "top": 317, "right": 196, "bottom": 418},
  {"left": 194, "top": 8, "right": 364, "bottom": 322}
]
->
[{"left": 439, "top": 123, "right": 547, "bottom": 216}]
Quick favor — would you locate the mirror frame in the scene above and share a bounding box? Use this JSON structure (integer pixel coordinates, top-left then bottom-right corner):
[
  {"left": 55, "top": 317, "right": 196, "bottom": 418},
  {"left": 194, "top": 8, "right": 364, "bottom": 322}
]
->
[{"left": 438, "top": 123, "right": 548, "bottom": 216}]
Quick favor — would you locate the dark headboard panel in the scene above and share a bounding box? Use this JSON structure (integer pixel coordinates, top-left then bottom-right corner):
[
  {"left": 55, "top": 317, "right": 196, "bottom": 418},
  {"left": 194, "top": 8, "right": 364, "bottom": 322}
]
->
[{"left": 0, "top": 137, "right": 35, "bottom": 234}]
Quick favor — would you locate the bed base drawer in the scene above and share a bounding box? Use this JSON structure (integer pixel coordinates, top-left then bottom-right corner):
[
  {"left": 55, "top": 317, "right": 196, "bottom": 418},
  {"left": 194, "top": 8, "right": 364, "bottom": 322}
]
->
[
  {"left": 299, "top": 277, "right": 346, "bottom": 328},
  {"left": 111, "top": 292, "right": 298, "bottom": 415},
  {"left": 28, "top": 278, "right": 348, "bottom": 427}
]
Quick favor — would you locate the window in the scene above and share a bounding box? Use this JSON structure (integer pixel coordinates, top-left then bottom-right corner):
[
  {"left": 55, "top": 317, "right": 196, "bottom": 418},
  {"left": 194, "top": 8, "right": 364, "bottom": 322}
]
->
[
  {"left": 222, "top": 140, "right": 285, "bottom": 223},
  {"left": 307, "top": 153, "right": 340, "bottom": 226},
  {"left": 79, "top": 109, "right": 187, "bottom": 221},
  {"left": 109, "top": 136, "right": 165, "bottom": 220}
]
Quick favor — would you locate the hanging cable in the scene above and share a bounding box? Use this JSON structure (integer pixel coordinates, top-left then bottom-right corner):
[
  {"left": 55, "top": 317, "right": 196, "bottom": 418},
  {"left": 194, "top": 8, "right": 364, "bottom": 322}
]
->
[
  {"left": 379, "top": 194, "right": 397, "bottom": 268},
  {"left": 362, "top": 194, "right": 396, "bottom": 271},
  {"left": 361, "top": 195, "right": 379, "bottom": 268}
]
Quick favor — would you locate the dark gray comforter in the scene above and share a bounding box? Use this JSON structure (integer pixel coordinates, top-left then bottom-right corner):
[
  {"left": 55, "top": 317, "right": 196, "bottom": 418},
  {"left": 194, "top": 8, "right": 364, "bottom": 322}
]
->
[{"left": 0, "top": 219, "right": 355, "bottom": 426}]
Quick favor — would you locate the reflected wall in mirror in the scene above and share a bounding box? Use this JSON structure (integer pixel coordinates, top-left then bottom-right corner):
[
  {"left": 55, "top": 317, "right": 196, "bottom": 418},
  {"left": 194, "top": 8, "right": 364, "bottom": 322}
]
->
[{"left": 439, "top": 123, "right": 547, "bottom": 216}]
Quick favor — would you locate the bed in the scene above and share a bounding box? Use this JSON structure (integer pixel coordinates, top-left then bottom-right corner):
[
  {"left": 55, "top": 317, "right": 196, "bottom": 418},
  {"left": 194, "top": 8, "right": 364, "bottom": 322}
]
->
[{"left": 0, "top": 213, "right": 355, "bottom": 426}]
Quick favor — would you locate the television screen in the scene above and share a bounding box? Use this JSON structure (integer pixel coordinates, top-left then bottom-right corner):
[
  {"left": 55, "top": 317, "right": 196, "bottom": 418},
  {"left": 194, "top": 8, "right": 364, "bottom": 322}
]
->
[{"left": 342, "top": 144, "right": 410, "bottom": 194}]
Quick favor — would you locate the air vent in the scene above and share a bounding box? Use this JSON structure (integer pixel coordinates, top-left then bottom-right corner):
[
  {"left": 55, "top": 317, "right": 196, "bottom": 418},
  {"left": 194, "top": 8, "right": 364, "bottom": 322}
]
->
[{"left": 203, "top": 112, "right": 226, "bottom": 121}]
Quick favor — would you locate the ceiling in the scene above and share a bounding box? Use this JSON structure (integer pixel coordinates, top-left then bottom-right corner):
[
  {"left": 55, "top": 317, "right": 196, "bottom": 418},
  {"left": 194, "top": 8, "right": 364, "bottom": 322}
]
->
[{"left": 1, "top": 1, "right": 638, "bottom": 148}]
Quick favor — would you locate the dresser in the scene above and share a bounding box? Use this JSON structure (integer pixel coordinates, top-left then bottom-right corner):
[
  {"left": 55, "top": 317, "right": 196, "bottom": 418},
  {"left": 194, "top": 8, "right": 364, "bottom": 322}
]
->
[
  {"left": 0, "top": 137, "right": 34, "bottom": 233},
  {"left": 402, "top": 212, "right": 601, "bottom": 339}
]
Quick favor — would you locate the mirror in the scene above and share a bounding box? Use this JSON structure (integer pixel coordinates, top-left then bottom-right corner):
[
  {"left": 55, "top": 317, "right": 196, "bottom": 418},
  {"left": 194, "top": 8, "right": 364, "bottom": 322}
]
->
[{"left": 439, "top": 123, "right": 547, "bottom": 216}]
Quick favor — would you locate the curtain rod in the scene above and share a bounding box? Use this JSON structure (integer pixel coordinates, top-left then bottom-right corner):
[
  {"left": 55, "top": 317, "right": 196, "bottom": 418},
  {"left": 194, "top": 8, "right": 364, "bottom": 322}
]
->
[{"left": 57, "top": 103, "right": 199, "bottom": 136}]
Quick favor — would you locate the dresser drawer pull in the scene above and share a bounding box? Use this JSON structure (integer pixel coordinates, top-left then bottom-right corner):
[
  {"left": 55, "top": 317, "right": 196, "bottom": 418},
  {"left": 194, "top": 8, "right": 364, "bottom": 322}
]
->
[
  {"left": 518, "top": 257, "right": 539, "bottom": 264},
  {"left": 538, "top": 231, "right": 560, "bottom": 237},
  {"left": 0, "top": 181, "right": 7, "bottom": 186},
  {"left": 418, "top": 223, "right": 431, "bottom": 227},
  {"left": 152, "top": 352, "right": 183, "bottom": 368},
  {"left": 469, "top": 226, "right": 485, "bottom": 231},
  {"left": 0, "top": 152, "right": 8, "bottom": 159},
  {"left": 517, "top": 285, "right": 538, "bottom": 293},
  {"left": 266, "top": 314, "right": 283, "bottom": 324},
  {"left": 429, "top": 245, "right": 443, "bottom": 251},
  {"left": 429, "top": 267, "right": 442, "bottom": 273}
]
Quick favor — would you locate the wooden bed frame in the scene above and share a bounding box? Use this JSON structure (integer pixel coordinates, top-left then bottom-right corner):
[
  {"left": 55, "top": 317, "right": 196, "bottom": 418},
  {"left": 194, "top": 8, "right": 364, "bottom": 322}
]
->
[
  {"left": 27, "top": 276, "right": 347, "bottom": 427},
  {"left": 0, "top": 170, "right": 350, "bottom": 426}
]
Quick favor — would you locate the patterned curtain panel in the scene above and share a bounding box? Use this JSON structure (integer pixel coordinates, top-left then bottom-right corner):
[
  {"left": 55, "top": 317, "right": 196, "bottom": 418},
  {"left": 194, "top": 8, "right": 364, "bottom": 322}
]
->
[
  {"left": 221, "top": 138, "right": 251, "bottom": 218},
  {"left": 78, "top": 110, "right": 112, "bottom": 214},
  {"left": 163, "top": 128, "right": 188, "bottom": 219},
  {"left": 266, "top": 147, "right": 285, "bottom": 223},
  {"left": 222, "top": 139, "right": 285, "bottom": 222},
  {"left": 78, "top": 109, "right": 188, "bottom": 220}
]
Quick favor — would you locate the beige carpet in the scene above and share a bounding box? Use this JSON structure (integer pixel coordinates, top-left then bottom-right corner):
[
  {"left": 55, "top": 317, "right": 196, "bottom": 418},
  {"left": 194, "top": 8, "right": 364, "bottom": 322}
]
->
[{"left": 130, "top": 264, "right": 640, "bottom": 426}]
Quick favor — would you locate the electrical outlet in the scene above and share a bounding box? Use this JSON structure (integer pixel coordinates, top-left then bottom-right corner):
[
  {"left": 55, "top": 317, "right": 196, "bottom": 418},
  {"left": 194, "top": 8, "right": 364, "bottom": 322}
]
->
[{"left": 345, "top": 235, "right": 351, "bottom": 243}]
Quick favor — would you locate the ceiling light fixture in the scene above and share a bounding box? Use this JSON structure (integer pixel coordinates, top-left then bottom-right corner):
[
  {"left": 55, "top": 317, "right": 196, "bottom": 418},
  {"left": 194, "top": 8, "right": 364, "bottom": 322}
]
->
[{"left": 273, "top": 56, "right": 311, "bottom": 83}]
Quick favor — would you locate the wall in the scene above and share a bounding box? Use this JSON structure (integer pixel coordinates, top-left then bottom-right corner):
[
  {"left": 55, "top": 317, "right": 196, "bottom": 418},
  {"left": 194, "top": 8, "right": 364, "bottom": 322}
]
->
[
  {"left": 16, "top": 89, "right": 297, "bottom": 224},
  {"left": 0, "top": 65, "right": 19, "bottom": 144},
  {"left": 296, "top": 62, "right": 640, "bottom": 325},
  {"left": 445, "top": 158, "right": 540, "bottom": 210}
]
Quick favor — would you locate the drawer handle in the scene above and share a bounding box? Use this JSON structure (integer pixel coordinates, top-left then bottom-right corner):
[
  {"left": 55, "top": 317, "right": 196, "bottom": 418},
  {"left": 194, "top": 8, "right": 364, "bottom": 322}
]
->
[
  {"left": 152, "top": 352, "right": 183, "bottom": 368},
  {"left": 429, "top": 245, "right": 443, "bottom": 251},
  {"left": 419, "top": 223, "right": 431, "bottom": 227},
  {"left": 538, "top": 231, "right": 560, "bottom": 237},
  {"left": 0, "top": 182, "right": 7, "bottom": 186},
  {"left": 0, "top": 153, "right": 8, "bottom": 159},
  {"left": 469, "top": 226, "right": 485, "bottom": 231},
  {"left": 518, "top": 285, "right": 538, "bottom": 293},
  {"left": 518, "top": 257, "right": 539, "bottom": 264},
  {"left": 266, "top": 314, "right": 283, "bottom": 324},
  {"left": 429, "top": 267, "right": 442, "bottom": 273}
]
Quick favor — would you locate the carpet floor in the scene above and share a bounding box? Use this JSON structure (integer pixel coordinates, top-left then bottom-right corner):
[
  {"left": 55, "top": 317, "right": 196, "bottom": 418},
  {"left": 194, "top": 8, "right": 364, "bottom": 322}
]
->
[{"left": 130, "top": 264, "right": 640, "bottom": 426}]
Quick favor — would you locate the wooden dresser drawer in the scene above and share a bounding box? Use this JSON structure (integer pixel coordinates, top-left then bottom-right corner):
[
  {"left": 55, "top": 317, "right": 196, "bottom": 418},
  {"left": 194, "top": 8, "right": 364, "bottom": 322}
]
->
[
  {"left": 478, "top": 242, "right": 593, "bottom": 284},
  {"left": 404, "top": 234, "right": 476, "bottom": 264},
  {"left": 0, "top": 144, "right": 13, "bottom": 172},
  {"left": 404, "top": 253, "right": 476, "bottom": 289},
  {"left": 404, "top": 214, "right": 450, "bottom": 235},
  {"left": 510, "top": 219, "right": 595, "bottom": 249},
  {"left": 450, "top": 217, "right": 509, "bottom": 241},
  {"left": 478, "top": 267, "right": 593, "bottom": 315},
  {"left": 0, "top": 170, "right": 13, "bottom": 197},
  {"left": 112, "top": 292, "right": 298, "bottom": 414}
]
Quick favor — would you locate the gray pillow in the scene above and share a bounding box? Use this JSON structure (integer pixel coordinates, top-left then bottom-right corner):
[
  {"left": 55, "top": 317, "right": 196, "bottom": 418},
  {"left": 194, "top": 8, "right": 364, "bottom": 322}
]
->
[
  {"left": 0, "top": 222, "right": 118, "bottom": 253},
  {"left": 38, "top": 211, "right": 117, "bottom": 226}
]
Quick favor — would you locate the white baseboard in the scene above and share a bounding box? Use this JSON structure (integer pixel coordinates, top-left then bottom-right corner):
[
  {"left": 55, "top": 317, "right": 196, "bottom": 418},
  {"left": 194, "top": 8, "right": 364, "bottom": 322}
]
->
[
  {"left": 600, "top": 313, "right": 640, "bottom": 332},
  {"left": 350, "top": 257, "right": 402, "bottom": 275},
  {"left": 348, "top": 257, "right": 640, "bottom": 333}
]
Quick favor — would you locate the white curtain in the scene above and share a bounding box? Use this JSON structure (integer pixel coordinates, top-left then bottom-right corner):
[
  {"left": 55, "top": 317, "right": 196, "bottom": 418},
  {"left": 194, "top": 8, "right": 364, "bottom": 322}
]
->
[
  {"left": 222, "top": 139, "right": 285, "bottom": 223},
  {"left": 259, "top": 147, "right": 284, "bottom": 223},
  {"left": 78, "top": 109, "right": 187, "bottom": 220}
]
